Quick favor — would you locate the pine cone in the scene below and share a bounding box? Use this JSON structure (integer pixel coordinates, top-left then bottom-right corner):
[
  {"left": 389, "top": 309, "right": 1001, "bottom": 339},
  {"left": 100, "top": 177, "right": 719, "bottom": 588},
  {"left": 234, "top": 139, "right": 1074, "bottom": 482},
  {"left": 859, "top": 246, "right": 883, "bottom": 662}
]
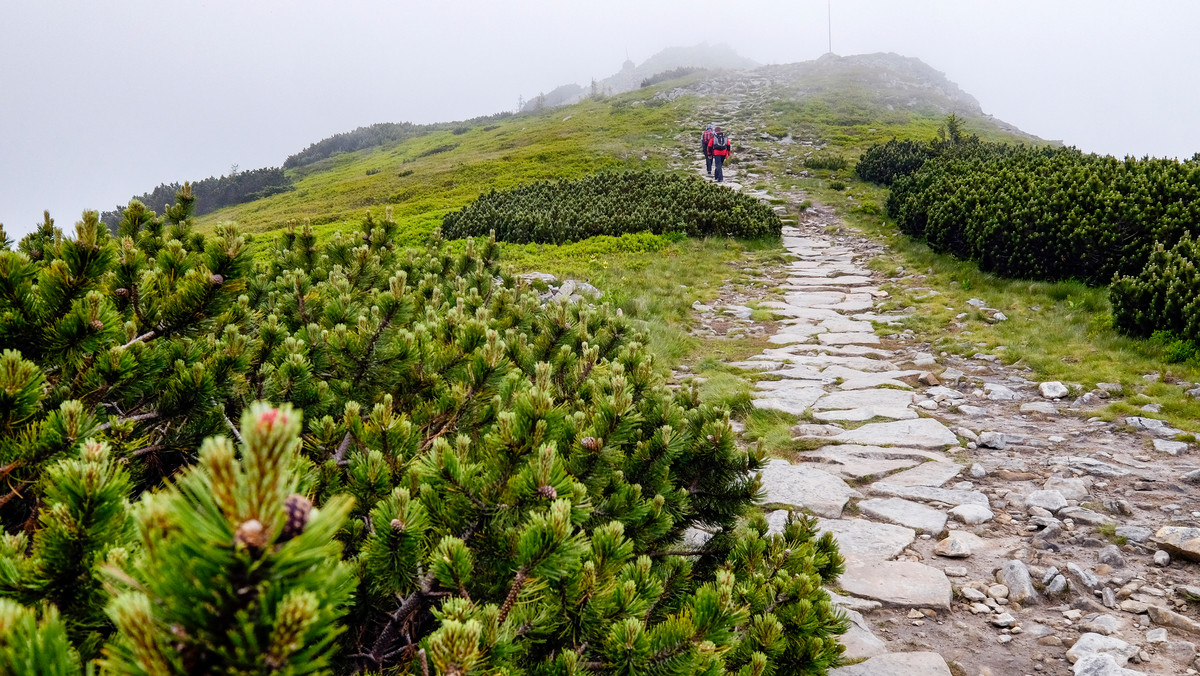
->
[
  {"left": 580, "top": 436, "right": 599, "bottom": 451},
  {"left": 536, "top": 485, "right": 557, "bottom": 499},
  {"left": 279, "top": 494, "right": 313, "bottom": 542},
  {"left": 234, "top": 519, "right": 267, "bottom": 550},
  {"left": 115, "top": 287, "right": 130, "bottom": 297},
  {"left": 390, "top": 518, "right": 406, "bottom": 533},
  {"left": 210, "top": 273, "right": 224, "bottom": 285},
  {"left": 90, "top": 319, "right": 104, "bottom": 331}
]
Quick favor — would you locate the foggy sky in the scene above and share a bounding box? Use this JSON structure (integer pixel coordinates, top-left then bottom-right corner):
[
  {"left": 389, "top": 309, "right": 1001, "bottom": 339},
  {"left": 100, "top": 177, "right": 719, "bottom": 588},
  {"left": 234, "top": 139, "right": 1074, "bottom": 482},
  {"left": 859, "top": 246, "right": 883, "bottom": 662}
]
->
[{"left": 2, "top": 0, "right": 1198, "bottom": 239}]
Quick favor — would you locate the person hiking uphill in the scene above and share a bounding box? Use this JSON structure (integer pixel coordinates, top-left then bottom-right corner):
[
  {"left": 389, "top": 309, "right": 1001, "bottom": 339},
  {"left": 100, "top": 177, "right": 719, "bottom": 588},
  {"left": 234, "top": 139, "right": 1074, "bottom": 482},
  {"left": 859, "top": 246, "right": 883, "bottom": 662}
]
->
[
  {"left": 701, "top": 124, "right": 716, "bottom": 175},
  {"left": 710, "top": 126, "right": 731, "bottom": 183}
]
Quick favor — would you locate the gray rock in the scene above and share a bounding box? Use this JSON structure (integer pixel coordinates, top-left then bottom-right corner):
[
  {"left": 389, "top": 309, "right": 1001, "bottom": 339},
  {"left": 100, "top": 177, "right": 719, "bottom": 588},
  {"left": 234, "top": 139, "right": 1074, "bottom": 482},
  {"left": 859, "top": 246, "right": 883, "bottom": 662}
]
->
[
  {"left": 758, "top": 460, "right": 862, "bottom": 518},
  {"left": 869, "top": 482, "right": 989, "bottom": 507},
  {"left": 1040, "top": 381, "right": 1069, "bottom": 398},
  {"left": 997, "top": 559, "right": 1039, "bottom": 605},
  {"left": 839, "top": 607, "right": 888, "bottom": 660},
  {"left": 828, "top": 651, "right": 952, "bottom": 676},
  {"left": 813, "top": 517, "right": 915, "bottom": 563},
  {"left": 1154, "top": 526, "right": 1200, "bottom": 562},
  {"left": 1082, "top": 614, "right": 1121, "bottom": 636},
  {"left": 958, "top": 405, "right": 988, "bottom": 416},
  {"left": 1115, "top": 526, "right": 1152, "bottom": 542},
  {"left": 1058, "top": 507, "right": 1116, "bottom": 526},
  {"left": 520, "top": 272, "right": 559, "bottom": 284},
  {"left": 1145, "top": 628, "right": 1168, "bottom": 643},
  {"left": 1068, "top": 562, "right": 1101, "bottom": 591},
  {"left": 1026, "top": 490, "right": 1069, "bottom": 513},
  {"left": 1021, "top": 401, "right": 1061, "bottom": 415},
  {"left": 1098, "top": 544, "right": 1126, "bottom": 568},
  {"left": 985, "top": 383, "right": 1021, "bottom": 400},
  {"left": 1155, "top": 550, "right": 1171, "bottom": 567},
  {"left": 838, "top": 560, "right": 952, "bottom": 610},
  {"left": 1153, "top": 439, "right": 1188, "bottom": 455},
  {"left": 1048, "top": 574, "right": 1069, "bottom": 594},
  {"left": 1125, "top": 416, "right": 1184, "bottom": 438},
  {"left": 934, "top": 533, "right": 972, "bottom": 558},
  {"left": 1048, "top": 456, "right": 1129, "bottom": 478},
  {"left": 1183, "top": 469, "right": 1200, "bottom": 483},
  {"left": 829, "top": 418, "right": 959, "bottom": 449},
  {"left": 878, "top": 461, "right": 963, "bottom": 488},
  {"left": 960, "top": 587, "right": 987, "bottom": 601},
  {"left": 1067, "top": 633, "right": 1139, "bottom": 666},
  {"left": 1165, "top": 639, "right": 1196, "bottom": 662},
  {"left": 1147, "top": 604, "right": 1200, "bottom": 635},
  {"left": 969, "top": 463, "right": 987, "bottom": 479},
  {"left": 575, "top": 281, "right": 603, "bottom": 299},
  {"left": 1045, "top": 476, "right": 1090, "bottom": 501},
  {"left": 944, "top": 566, "right": 968, "bottom": 577},
  {"left": 949, "top": 503, "right": 995, "bottom": 525},
  {"left": 979, "top": 431, "right": 1008, "bottom": 449},
  {"left": 859, "top": 498, "right": 948, "bottom": 534},
  {"left": 1071, "top": 653, "right": 1147, "bottom": 675},
  {"left": 991, "top": 611, "right": 1016, "bottom": 627}
]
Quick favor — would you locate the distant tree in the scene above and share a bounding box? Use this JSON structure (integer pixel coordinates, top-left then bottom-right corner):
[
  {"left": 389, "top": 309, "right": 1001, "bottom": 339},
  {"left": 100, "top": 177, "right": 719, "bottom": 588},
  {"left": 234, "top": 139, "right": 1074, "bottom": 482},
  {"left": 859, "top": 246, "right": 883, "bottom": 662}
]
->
[{"left": 944, "top": 113, "right": 965, "bottom": 145}]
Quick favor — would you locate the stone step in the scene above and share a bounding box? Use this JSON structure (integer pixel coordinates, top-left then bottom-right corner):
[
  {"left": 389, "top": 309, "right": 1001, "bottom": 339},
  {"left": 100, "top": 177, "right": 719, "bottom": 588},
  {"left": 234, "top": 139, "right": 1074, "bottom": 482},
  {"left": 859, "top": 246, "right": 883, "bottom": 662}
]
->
[{"left": 838, "top": 560, "right": 953, "bottom": 610}]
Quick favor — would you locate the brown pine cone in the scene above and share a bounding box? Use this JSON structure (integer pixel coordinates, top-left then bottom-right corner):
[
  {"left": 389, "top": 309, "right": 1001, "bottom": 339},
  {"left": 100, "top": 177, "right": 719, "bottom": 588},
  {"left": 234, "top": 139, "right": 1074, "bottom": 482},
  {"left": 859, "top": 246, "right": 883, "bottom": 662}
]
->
[{"left": 279, "top": 495, "right": 313, "bottom": 542}]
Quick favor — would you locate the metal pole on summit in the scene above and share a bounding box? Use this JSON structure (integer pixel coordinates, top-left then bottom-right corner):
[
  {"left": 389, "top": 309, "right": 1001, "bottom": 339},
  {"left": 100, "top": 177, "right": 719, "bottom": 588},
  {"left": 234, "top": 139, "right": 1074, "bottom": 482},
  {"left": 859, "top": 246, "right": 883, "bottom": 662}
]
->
[{"left": 827, "top": 0, "right": 833, "bottom": 54}]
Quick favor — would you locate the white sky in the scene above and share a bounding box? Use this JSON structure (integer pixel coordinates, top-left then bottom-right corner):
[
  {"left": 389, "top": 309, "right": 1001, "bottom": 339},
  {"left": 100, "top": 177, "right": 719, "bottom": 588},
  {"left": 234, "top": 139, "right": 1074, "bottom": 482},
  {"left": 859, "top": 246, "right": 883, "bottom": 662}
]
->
[{"left": 2, "top": 0, "right": 1198, "bottom": 238}]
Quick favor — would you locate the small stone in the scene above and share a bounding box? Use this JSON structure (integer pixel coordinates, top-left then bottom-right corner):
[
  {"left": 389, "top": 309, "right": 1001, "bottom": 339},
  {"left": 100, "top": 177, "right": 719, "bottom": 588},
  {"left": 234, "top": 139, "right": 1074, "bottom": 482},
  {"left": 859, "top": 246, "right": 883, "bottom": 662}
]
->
[
  {"left": 1045, "top": 476, "right": 1090, "bottom": 501},
  {"left": 1147, "top": 628, "right": 1169, "bottom": 643},
  {"left": 1099, "top": 545, "right": 1126, "bottom": 568},
  {"left": 998, "top": 559, "right": 1039, "bottom": 605},
  {"left": 1154, "top": 439, "right": 1188, "bottom": 455},
  {"left": 1065, "top": 609, "right": 1084, "bottom": 621},
  {"left": 960, "top": 587, "right": 987, "bottom": 602},
  {"left": 1040, "top": 381, "right": 1069, "bottom": 399},
  {"left": 1048, "top": 575, "right": 1068, "bottom": 594},
  {"left": 992, "top": 612, "right": 1016, "bottom": 627},
  {"left": 918, "top": 372, "right": 940, "bottom": 386},
  {"left": 1038, "top": 635, "right": 1063, "bottom": 646},
  {"left": 979, "top": 431, "right": 1009, "bottom": 449},
  {"left": 970, "top": 602, "right": 991, "bottom": 614},
  {"left": 949, "top": 503, "right": 995, "bottom": 525},
  {"left": 1103, "top": 588, "right": 1117, "bottom": 608},
  {"left": 1081, "top": 614, "right": 1121, "bottom": 636},
  {"left": 945, "top": 566, "right": 968, "bottom": 577},
  {"left": 989, "top": 584, "right": 1010, "bottom": 600},
  {"left": 1148, "top": 604, "right": 1200, "bottom": 635},
  {"left": 935, "top": 534, "right": 972, "bottom": 558},
  {"left": 1155, "top": 550, "right": 1172, "bottom": 567},
  {"left": 1026, "top": 490, "right": 1069, "bottom": 513},
  {"left": 969, "top": 463, "right": 987, "bottom": 479},
  {"left": 1068, "top": 562, "right": 1101, "bottom": 591}
]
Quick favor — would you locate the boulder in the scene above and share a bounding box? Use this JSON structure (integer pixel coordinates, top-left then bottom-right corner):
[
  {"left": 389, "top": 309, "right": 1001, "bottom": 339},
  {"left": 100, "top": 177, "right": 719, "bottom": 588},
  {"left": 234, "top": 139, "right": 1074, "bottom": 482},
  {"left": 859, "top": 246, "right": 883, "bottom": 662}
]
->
[
  {"left": 1040, "top": 381, "right": 1070, "bottom": 399},
  {"left": 997, "top": 559, "right": 1039, "bottom": 605},
  {"left": 1154, "top": 526, "right": 1200, "bottom": 562},
  {"left": 949, "top": 503, "right": 994, "bottom": 525},
  {"left": 1066, "top": 633, "right": 1138, "bottom": 666}
]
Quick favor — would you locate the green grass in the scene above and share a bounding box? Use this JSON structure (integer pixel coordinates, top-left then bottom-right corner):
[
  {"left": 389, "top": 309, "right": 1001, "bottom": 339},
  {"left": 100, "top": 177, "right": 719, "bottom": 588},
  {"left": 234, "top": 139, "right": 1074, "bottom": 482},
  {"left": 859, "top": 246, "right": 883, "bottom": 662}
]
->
[{"left": 199, "top": 88, "right": 698, "bottom": 251}]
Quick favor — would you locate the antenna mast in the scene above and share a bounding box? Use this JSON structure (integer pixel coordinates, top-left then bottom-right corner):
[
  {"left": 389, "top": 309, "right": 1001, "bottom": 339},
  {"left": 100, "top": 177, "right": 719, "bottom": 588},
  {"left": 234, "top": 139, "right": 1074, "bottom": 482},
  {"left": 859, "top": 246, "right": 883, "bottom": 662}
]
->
[{"left": 827, "top": 0, "right": 832, "bottom": 54}]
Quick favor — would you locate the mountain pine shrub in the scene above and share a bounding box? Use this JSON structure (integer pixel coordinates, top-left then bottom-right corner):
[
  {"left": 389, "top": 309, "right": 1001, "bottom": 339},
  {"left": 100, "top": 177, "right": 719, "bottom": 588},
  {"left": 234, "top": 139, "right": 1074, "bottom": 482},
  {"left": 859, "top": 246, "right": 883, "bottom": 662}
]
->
[
  {"left": 1110, "top": 234, "right": 1200, "bottom": 343},
  {"left": 441, "top": 171, "right": 783, "bottom": 244},
  {"left": 0, "top": 188, "right": 847, "bottom": 673}
]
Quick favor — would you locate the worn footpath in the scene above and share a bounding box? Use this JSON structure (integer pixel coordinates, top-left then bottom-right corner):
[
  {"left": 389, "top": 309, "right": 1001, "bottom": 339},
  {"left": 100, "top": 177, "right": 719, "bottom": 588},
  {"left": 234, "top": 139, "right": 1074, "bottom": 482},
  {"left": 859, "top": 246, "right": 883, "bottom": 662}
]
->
[{"left": 669, "top": 95, "right": 1200, "bottom": 676}]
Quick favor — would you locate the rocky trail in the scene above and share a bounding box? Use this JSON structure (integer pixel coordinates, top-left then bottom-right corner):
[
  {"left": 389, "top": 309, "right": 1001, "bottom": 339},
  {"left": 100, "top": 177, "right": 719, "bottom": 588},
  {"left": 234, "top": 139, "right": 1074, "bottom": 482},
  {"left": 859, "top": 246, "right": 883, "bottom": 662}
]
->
[{"left": 666, "top": 97, "right": 1200, "bottom": 676}]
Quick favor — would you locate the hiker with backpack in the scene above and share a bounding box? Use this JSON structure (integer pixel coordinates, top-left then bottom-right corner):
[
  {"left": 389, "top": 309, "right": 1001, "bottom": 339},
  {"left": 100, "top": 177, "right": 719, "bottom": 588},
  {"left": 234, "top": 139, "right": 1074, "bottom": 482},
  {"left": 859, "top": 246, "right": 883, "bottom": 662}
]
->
[
  {"left": 701, "top": 124, "right": 715, "bottom": 175},
  {"left": 709, "top": 126, "right": 731, "bottom": 183}
]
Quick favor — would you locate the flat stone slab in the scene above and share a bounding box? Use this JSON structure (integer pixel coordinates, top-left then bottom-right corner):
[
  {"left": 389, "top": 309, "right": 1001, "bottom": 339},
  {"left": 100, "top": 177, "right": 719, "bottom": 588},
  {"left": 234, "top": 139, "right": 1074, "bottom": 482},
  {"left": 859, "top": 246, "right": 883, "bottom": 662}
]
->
[
  {"left": 829, "top": 418, "right": 960, "bottom": 449},
  {"left": 1154, "top": 526, "right": 1200, "bottom": 561},
  {"left": 814, "top": 407, "right": 918, "bottom": 422},
  {"left": 814, "top": 517, "right": 915, "bottom": 562},
  {"left": 840, "top": 608, "right": 888, "bottom": 660},
  {"left": 814, "top": 389, "right": 914, "bottom": 411},
  {"left": 869, "top": 482, "right": 990, "bottom": 507},
  {"left": 882, "top": 461, "right": 964, "bottom": 488},
  {"left": 799, "top": 448, "right": 920, "bottom": 480},
  {"left": 758, "top": 461, "right": 862, "bottom": 518},
  {"left": 818, "top": 332, "right": 881, "bottom": 346},
  {"left": 818, "top": 318, "right": 876, "bottom": 333},
  {"left": 839, "top": 560, "right": 953, "bottom": 609},
  {"left": 751, "top": 389, "right": 825, "bottom": 415},
  {"left": 788, "top": 275, "right": 874, "bottom": 287},
  {"left": 829, "top": 652, "right": 952, "bottom": 676},
  {"left": 859, "top": 497, "right": 948, "bottom": 534},
  {"left": 823, "top": 365, "right": 922, "bottom": 390}
]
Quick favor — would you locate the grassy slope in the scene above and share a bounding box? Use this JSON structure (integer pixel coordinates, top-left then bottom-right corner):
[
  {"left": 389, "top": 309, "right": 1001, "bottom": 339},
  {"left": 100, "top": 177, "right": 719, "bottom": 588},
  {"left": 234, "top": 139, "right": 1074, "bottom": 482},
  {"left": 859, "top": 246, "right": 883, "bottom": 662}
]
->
[
  {"left": 198, "top": 87, "right": 696, "bottom": 247},
  {"left": 195, "top": 65, "right": 1200, "bottom": 435}
]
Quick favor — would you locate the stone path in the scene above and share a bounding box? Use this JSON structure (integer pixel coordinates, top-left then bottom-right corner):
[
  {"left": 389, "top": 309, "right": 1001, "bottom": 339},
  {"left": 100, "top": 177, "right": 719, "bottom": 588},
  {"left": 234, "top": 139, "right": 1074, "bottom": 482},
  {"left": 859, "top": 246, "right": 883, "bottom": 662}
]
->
[{"left": 668, "top": 95, "right": 1200, "bottom": 674}]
